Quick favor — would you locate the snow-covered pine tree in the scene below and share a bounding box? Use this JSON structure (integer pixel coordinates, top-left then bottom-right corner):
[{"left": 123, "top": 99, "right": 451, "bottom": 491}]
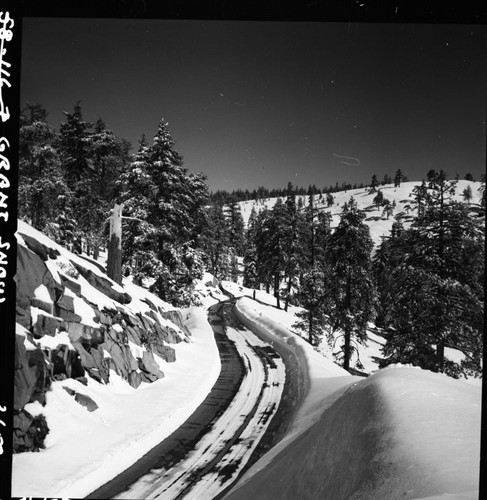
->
[
  {"left": 83, "top": 118, "right": 131, "bottom": 259},
  {"left": 294, "top": 266, "right": 330, "bottom": 346},
  {"left": 462, "top": 184, "right": 473, "bottom": 204},
  {"left": 282, "top": 184, "right": 306, "bottom": 311},
  {"left": 373, "top": 189, "right": 384, "bottom": 210},
  {"left": 394, "top": 169, "right": 403, "bottom": 187},
  {"left": 18, "top": 103, "right": 71, "bottom": 235},
  {"left": 123, "top": 118, "right": 208, "bottom": 305},
  {"left": 243, "top": 207, "right": 260, "bottom": 290},
  {"left": 380, "top": 171, "right": 484, "bottom": 377},
  {"left": 324, "top": 197, "right": 377, "bottom": 371},
  {"left": 369, "top": 174, "right": 379, "bottom": 193},
  {"left": 227, "top": 200, "right": 246, "bottom": 257},
  {"left": 294, "top": 200, "right": 332, "bottom": 345},
  {"left": 201, "top": 203, "right": 232, "bottom": 279},
  {"left": 265, "top": 198, "right": 288, "bottom": 308},
  {"left": 382, "top": 199, "right": 394, "bottom": 219},
  {"left": 118, "top": 138, "right": 159, "bottom": 285}
]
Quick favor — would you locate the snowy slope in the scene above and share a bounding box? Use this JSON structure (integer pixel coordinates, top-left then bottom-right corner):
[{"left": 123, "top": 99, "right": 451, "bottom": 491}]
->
[
  {"left": 13, "top": 310, "right": 220, "bottom": 498},
  {"left": 238, "top": 180, "right": 483, "bottom": 246},
  {"left": 223, "top": 281, "right": 384, "bottom": 375},
  {"left": 226, "top": 366, "right": 481, "bottom": 500},
  {"left": 12, "top": 221, "right": 222, "bottom": 498},
  {"left": 225, "top": 299, "right": 482, "bottom": 500}
]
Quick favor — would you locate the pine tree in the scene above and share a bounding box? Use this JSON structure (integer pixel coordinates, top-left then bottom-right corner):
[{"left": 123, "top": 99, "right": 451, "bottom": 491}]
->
[
  {"left": 382, "top": 199, "right": 394, "bottom": 219},
  {"left": 84, "top": 118, "right": 131, "bottom": 258},
  {"left": 373, "top": 189, "right": 384, "bottom": 210},
  {"left": 227, "top": 201, "right": 246, "bottom": 256},
  {"left": 18, "top": 103, "right": 71, "bottom": 234},
  {"left": 118, "top": 140, "right": 158, "bottom": 284},
  {"left": 324, "top": 197, "right": 377, "bottom": 370},
  {"left": 294, "top": 266, "right": 330, "bottom": 346},
  {"left": 294, "top": 205, "right": 332, "bottom": 345},
  {"left": 394, "top": 169, "right": 403, "bottom": 187},
  {"left": 243, "top": 207, "right": 260, "bottom": 289},
  {"left": 201, "top": 203, "right": 231, "bottom": 279},
  {"left": 326, "top": 192, "right": 334, "bottom": 207},
  {"left": 119, "top": 119, "right": 208, "bottom": 305},
  {"left": 369, "top": 174, "right": 379, "bottom": 193},
  {"left": 379, "top": 171, "right": 484, "bottom": 377},
  {"left": 462, "top": 184, "right": 473, "bottom": 204}
]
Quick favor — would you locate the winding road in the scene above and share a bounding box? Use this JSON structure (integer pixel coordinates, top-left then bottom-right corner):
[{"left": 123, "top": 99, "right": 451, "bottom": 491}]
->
[{"left": 86, "top": 298, "right": 306, "bottom": 499}]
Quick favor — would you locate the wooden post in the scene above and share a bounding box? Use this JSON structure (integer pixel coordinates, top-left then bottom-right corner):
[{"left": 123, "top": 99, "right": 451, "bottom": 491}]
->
[{"left": 107, "top": 203, "right": 122, "bottom": 285}]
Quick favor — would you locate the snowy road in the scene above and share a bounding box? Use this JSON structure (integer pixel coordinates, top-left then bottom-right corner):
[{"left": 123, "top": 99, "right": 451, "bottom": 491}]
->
[{"left": 87, "top": 301, "right": 287, "bottom": 499}]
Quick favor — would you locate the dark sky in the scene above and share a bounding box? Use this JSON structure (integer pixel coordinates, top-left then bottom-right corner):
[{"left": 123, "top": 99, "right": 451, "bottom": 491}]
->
[{"left": 20, "top": 18, "right": 487, "bottom": 192}]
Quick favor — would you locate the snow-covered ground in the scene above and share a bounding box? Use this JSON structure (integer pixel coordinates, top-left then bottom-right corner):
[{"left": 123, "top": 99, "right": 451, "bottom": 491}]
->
[
  {"left": 12, "top": 307, "right": 220, "bottom": 498},
  {"left": 118, "top": 320, "right": 286, "bottom": 500},
  {"left": 238, "top": 180, "right": 483, "bottom": 247},
  {"left": 222, "top": 280, "right": 384, "bottom": 374},
  {"left": 12, "top": 197, "right": 482, "bottom": 498},
  {"left": 225, "top": 298, "right": 482, "bottom": 500}
]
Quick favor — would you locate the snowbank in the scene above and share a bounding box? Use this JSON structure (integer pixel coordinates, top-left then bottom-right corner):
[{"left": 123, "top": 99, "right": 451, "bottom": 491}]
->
[
  {"left": 226, "top": 366, "right": 481, "bottom": 500},
  {"left": 233, "top": 297, "right": 359, "bottom": 484},
  {"left": 12, "top": 307, "right": 220, "bottom": 498}
]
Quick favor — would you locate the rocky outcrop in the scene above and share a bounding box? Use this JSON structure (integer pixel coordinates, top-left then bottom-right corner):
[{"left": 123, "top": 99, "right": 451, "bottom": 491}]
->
[
  {"left": 13, "top": 410, "right": 49, "bottom": 453},
  {"left": 71, "top": 261, "right": 132, "bottom": 305},
  {"left": 18, "top": 232, "right": 60, "bottom": 261},
  {"left": 14, "top": 334, "right": 52, "bottom": 410},
  {"left": 160, "top": 309, "right": 192, "bottom": 338},
  {"left": 62, "top": 386, "right": 99, "bottom": 412},
  {"left": 14, "top": 225, "right": 190, "bottom": 453},
  {"left": 139, "top": 351, "right": 165, "bottom": 383}
]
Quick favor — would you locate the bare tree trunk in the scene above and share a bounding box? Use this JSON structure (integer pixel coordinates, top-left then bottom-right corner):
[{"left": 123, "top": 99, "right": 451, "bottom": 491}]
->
[
  {"left": 107, "top": 203, "right": 122, "bottom": 285},
  {"left": 343, "top": 276, "right": 352, "bottom": 371},
  {"left": 284, "top": 275, "right": 292, "bottom": 312},
  {"left": 274, "top": 274, "right": 280, "bottom": 309},
  {"left": 437, "top": 340, "right": 445, "bottom": 372}
]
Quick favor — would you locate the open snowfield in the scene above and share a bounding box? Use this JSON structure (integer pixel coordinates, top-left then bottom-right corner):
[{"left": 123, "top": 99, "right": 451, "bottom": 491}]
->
[
  {"left": 225, "top": 298, "right": 482, "bottom": 500},
  {"left": 12, "top": 306, "right": 220, "bottom": 498},
  {"left": 238, "top": 180, "right": 483, "bottom": 246}
]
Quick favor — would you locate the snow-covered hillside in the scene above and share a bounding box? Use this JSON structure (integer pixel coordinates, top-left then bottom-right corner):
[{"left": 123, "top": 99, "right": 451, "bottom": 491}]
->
[
  {"left": 12, "top": 221, "right": 222, "bottom": 497},
  {"left": 238, "top": 180, "right": 483, "bottom": 246}
]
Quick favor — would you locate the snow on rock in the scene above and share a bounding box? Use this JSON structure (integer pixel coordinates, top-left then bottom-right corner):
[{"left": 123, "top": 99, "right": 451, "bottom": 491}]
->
[
  {"left": 12, "top": 307, "right": 220, "bottom": 498},
  {"left": 12, "top": 220, "right": 221, "bottom": 496},
  {"left": 226, "top": 366, "right": 481, "bottom": 500}
]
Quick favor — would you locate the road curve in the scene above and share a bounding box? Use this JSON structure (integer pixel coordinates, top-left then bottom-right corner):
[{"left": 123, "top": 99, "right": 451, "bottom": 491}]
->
[
  {"left": 86, "top": 300, "right": 290, "bottom": 499},
  {"left": 86, "top": 302, "right": 245, "bottom": 499}
]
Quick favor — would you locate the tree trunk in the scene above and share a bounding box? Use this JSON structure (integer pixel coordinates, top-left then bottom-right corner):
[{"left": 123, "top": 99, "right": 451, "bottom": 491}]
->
[
  {"left": 284, "top": 275, "right": 292, "bottom": 312},
  {"left": 437, "top": 340, "right": 445, "bottom": 372},
  {"left": 107, "top": 203, "right": 122, "bottom": 285},
  {"left": 274, "top": 274, "right": 280, "bottom": 309},
  {"left": 343, "top": 328, "right": 351, "bottom": 371},
  {"left": 309, "top": 308, "right": 314, "bottom": 345},
  {"left": 343, "top": 276, "right": 352, "bottom": 371}
]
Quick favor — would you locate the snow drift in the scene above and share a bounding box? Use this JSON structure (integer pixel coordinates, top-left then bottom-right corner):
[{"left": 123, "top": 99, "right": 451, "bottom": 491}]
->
[
  {"left": 226, "top": 366, "right": 481, "bottom": 500},
  {"left": 226, "top": 298, "right": 482, "bottom": 500}
]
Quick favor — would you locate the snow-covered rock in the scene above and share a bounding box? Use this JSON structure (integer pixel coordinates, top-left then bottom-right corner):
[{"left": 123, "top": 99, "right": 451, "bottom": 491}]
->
[
  {"left": 12, "top": 222, "right": 221, "bottom": 498},
  {"left": 13, "top": 219, "right": 193, "bottom": 452}
]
